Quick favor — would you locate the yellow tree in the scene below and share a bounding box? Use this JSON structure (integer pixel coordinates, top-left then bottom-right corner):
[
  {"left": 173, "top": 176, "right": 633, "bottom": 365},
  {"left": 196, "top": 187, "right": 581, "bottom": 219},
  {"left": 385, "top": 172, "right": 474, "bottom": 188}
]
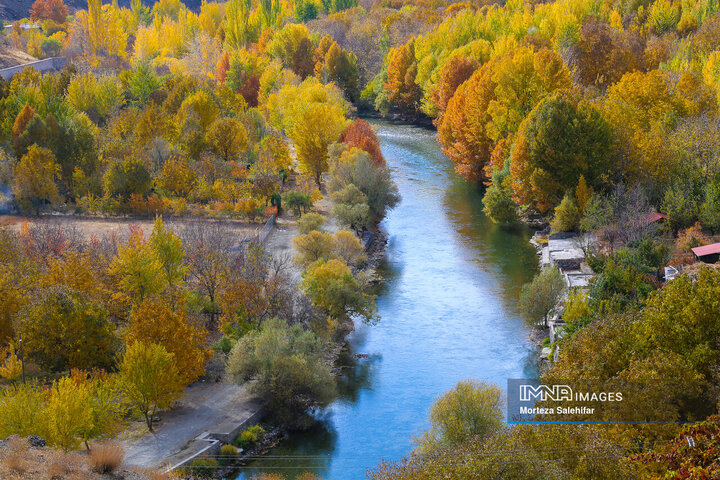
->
[
  {"left": 127, "top": 296, "right": 211, "bottom": 384},
  {"left": 13, "top": 145, "right": 60, "bottom": 216},
  {"left": 290, "top": 102, "right": 347, "bottom": 185},
  {"left": 44, "top": 376, "right": 93, "bottom": 450},
  {"left": 205, "top": 117, "right": 248, "bottom": 160},
  {"left": 118, "top": 341, "right": 184, "bottom": 431},
  {"left": 0, "top": 345, "right": 22, "bottom": 385},
  {"left": 109, "top": 227, "right": 165, "bottom": 303}
]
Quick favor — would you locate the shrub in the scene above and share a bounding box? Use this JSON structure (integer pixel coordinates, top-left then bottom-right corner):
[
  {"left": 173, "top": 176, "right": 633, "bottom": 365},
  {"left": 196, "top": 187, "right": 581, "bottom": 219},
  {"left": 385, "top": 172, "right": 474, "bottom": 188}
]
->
[
  {"left": 482, "top": 184, "right": 517, "bottom": 224},
  {"left": 551, "top": 194, "right": 580, "bottom": 232},
  {"left": 235, "top": 425, "right": 265, "bottom": 449},
  {"left": 219, "top": 444, "right": 239, "bottom": 465},
  {"left": 297, "top": 212, "right": 326, "bottom": 234},
  {"left": 227, "top": 319, "right": 336, "bottom": 428},
  {"left": 184, "top": 457, "right": 218, "bottom": 478},
  {"left": 88, "top": 442, "right": 124, "bottom": 474}
]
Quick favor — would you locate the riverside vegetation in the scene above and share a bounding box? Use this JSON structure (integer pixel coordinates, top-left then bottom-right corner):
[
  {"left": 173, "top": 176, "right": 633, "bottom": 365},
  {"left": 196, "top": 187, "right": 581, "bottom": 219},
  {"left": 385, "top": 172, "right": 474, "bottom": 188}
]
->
[{"left": 3, "top": 0, "right": 720, "bottom": 478}]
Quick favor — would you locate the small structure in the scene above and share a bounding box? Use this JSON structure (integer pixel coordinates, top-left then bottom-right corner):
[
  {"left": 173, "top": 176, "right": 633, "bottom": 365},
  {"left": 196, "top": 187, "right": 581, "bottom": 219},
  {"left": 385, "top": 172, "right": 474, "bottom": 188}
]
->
[
  {"left": 664, "top": 265, "right": 683, "bottom": 281},
  {"left": 691, "top": 243, "right": 720, "bottom": 263},
  {"left": 642, "top": 212, "right": 667, "bottom": 225}
]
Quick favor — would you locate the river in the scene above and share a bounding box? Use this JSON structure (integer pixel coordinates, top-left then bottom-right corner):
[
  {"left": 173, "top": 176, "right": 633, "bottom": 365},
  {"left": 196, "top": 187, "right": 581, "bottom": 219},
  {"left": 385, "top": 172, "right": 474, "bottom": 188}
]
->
[{"left": 235, "top": 121, "right": 539, "bottom": 480}]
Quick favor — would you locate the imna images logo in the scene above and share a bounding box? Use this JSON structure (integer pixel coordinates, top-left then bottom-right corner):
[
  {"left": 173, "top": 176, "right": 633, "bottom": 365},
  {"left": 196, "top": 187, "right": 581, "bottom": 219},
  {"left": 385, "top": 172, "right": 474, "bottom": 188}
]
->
[{"left": 519, "top": 384, "right": 573, "bottom": 402}]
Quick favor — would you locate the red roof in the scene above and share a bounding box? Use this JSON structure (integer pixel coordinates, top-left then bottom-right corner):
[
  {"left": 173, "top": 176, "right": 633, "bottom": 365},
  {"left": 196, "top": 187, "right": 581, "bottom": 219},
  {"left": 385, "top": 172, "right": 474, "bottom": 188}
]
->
[
  {"left": 692, "top": 243, "right": 720, "bottom": 257},
  {"left": 644, "top": 212, "right": 667, "bottom": 223}
]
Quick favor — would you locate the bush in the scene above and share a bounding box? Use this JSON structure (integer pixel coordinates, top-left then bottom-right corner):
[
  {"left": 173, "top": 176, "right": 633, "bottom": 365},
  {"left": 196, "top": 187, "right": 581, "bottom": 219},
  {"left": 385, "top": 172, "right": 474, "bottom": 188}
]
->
[
  {"left": 235, "top": 425, "right": 265, "bottom": 449},
  {"left": 227, "top": 319, "right": 336, "bottom": 428},
  {"left": 184, "top": 457, "right": 218, "bottom": 478},
  {"left": 551, "top": 194, "right": 580, "bottom": 232},
  {"left": 219, "top": 444, "right": 239, "bottom": 465},
  {"left": 88, "top": 442, "right": 124, "bottom": 474},
  {"left": 482, "top": 184, "right": 517, "bottom": 224},
  {"left": 212, "top": 336, "right": 234, "bottom": 355},
  {"left": 297, "top": 212, "right": 326, "bottom": 234}
]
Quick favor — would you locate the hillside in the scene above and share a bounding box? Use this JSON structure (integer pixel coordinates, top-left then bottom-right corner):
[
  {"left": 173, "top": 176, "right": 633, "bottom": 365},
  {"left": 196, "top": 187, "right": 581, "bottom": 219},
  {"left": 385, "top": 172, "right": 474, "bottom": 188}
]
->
[
  {"left": 0, "top": 35, "right": 36, "bottom": 68},
  {"left": 0, "top": 0, "right": 203, "bottom": 20}
]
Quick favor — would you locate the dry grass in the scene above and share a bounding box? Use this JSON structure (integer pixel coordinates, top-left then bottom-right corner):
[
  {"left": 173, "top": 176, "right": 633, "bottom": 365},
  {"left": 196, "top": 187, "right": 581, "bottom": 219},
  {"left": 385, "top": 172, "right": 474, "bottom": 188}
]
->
[
  {"left": 46, "top": 450, "right": 84, "bottom": 479},
  {"left": 5, "top": 437, "right": 29, "bottom": 475},
  {"left": 88, "top": 442, "right": 125, "bottom": 474}
]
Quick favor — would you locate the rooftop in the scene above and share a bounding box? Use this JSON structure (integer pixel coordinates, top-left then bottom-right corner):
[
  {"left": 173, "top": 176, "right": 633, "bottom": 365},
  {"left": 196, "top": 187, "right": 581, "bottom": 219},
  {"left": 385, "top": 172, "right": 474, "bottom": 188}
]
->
[{"left": 691, "top": 242, "right": 720, "bottom": 257}]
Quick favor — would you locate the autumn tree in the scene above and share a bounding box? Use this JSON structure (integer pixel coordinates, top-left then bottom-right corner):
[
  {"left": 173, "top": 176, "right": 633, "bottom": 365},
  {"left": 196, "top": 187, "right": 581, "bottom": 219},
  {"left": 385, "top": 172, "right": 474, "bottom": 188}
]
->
[
  {"left": 416, "top": 380, "right": 503, "bottom": 455},
  {"left": 290, "top": 102, "right": 347, "bottom": 185},
  {"left": 109, "top": 226, "right": 165, "bottom": 303},
  {"left": 333, "top": 230, "right": 366, "bottom": 267},
  {"left": 340, "top": 119, "right": 384, "bottom": 166},
  {"left": 0, "top": 345, "right": 23, "bottom": 385},
  {"left": 30, "top": 0, "right": 68, "bottom": 23},
  {"left": 148, "top": 216, "right": 187, "bottom": 288},
  {"left": 431, "top": 55, "right": 479, "bottom": 124},
  {"left": 301, "top": 258, "right": 376, "bottom": 323},
  {"left": 178, "top": 222, "right": 235, "bottom": 325},
  {"left": 118, "top": 341, "right": 184, "bottom": 431},
  {"left": 385, "top": 40, "right": 421, "bottom": 115},
  {"left": 205, "top": 117, "right": 248, "bottom": 160},
  {"left": 297, "top": 212, "right": 325, "bottom": 234},
  {"left": 128, "top": 296, "right": 210, "bottom": 384},
  {"left": 13, "top": 145, "right": 60, "bottom": 216},
  {"left": 45, "top": 376, "right": 93, "bottom": 450},
  {"left": 293, "top": 230, "right": 338, "bottom": 267},
  {"left": 219, "top": 241, "right": 294, "bottom": 331},
  {"left": 157, "top": 156, "right": 197, "bottom": 197},
  {"left": 18, "top": 286, "right": 117, "bottom": 372},
  {"left": 438, "top": 48, "right": 571, "bottom": 183}
]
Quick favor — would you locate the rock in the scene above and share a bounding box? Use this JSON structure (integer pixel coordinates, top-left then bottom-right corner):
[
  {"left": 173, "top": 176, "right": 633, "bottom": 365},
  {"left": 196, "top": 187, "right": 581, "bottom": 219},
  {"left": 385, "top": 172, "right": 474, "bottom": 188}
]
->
[{"left": 27, "top": 435, "right": 46, "bottom": 447}]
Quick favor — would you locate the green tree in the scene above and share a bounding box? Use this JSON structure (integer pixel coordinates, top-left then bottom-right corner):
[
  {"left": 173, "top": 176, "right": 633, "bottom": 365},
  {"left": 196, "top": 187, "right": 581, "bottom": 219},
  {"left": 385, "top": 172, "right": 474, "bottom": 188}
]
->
[
  {"left": 700, "top": 181, "right": 720, "bottom": 233},
  {"left": 283, "top": 191, "right": 312, "bottom": 216},
  {"left": 551, "top": 194, "right": 581, "bottom": 232},
  {"left": 332, "top": 184, "right": 371, "bottom": 233},
  {"left": 519, "top": 267, "right": 565, "bottom": 328},
  {"left": 128, "top": 62, "right": 162, "bottom": 106},
  {"left": 328, "top": 148, "right": 399, "bottom": 223},
  {"left": 118, "top": 341, "right": 184, "bottom": 431},
  {"left": 482, "top": 183, "right": 518, "bottom": 224},
  {"left": 227, "top": 318, "right": 336, "bottom": 428}
]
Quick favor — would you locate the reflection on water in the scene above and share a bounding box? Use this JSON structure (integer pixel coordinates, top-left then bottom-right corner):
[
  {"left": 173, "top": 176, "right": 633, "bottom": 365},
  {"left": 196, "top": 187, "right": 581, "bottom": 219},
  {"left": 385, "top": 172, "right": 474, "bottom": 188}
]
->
[{"left": 236, "top": 121, "right": 539, "bottom": 480}]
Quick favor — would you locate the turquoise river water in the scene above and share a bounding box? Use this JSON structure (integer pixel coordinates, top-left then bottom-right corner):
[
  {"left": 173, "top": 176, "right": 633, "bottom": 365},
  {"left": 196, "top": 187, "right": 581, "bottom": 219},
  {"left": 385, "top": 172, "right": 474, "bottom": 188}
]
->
[{"left": 236, "top": 121, "right": 539, "bottom": 480}]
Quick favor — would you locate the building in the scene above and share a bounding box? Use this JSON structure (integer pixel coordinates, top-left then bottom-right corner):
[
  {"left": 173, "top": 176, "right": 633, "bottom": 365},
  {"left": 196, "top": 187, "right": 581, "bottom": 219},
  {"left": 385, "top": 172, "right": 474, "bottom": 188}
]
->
[{"left": 691, "top": 243, "right": 720, "bottom": 264}]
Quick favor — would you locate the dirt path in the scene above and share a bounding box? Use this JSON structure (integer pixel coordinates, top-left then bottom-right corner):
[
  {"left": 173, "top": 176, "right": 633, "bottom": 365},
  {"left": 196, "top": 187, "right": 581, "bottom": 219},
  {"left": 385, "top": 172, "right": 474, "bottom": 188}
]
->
[{"left": 121, "top": 381, "right": 262, "bottom": 469}]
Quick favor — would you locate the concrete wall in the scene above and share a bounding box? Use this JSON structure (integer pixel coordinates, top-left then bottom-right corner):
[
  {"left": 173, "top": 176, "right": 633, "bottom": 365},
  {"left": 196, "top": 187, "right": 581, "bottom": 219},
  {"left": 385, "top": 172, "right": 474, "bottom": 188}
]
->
[{"left": 0, "top": 57, "right": 66, "bottom": 80}]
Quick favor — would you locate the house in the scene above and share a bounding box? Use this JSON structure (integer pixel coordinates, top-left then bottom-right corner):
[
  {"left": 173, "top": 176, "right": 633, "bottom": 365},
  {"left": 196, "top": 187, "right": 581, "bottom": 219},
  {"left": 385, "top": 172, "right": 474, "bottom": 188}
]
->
[{"left": 691, "top": 243, "right": 720, "bottom": 263}]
